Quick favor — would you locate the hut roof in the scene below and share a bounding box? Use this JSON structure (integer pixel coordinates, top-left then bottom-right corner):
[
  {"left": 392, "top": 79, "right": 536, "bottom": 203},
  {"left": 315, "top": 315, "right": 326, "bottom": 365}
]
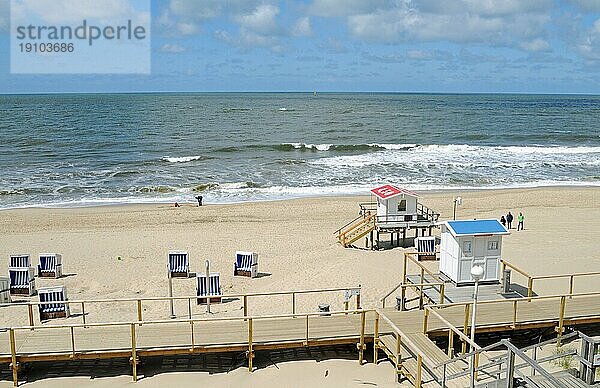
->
[
  {"left": 370, "top": 185, "right": 418, "bottom": 200},
  {"left": 443, "top": 219, "right": 509, "bottom": 237}
]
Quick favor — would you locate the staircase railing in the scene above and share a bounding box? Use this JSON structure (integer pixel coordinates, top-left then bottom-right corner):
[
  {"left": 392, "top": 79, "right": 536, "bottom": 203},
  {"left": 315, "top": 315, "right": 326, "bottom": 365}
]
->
[
  {"left": 336, "top": 211, "right": 376, "bottom": 246},
  {"left": 417, "top": 202, "right": 440, "bottom": 222}
]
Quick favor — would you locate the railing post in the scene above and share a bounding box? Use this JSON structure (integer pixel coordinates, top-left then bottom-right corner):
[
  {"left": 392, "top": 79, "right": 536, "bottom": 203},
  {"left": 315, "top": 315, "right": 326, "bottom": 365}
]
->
[
  {"left": 358, "top": 311, "right": 366, "bottom": 365},
  {"left": 28, "top": 304, "right": 34, "bottom": 328},
  {"left": 462, "top": 304, "right": 470, "bottom": 354},
  {"left": 402, "top": 253, "right": 408, "bottom": 284},
  {"left": 401, "top": 285, "right": 406, "bottom": 311},
  {"left": 447, "top": 330, "right": 454, "bottom": 357},
  {"left": 506, "top": 348, "right": 515, "bottom": 388},
  {"left": 10, "top": 329, "right": 18, "bottom": 387},
  {"left": 248, "top": 318, "right": 253, "bottom": 372},
  {"left": 244, "top": 295, "right": 248, "bottom": 317},
  {"left": 396, "top": 333, "right": 402, "bottom": 372},
  {"left": 130, "top": 323, "right": 138, "bottom": 382},
  {"left": 81, "top": 302, "right": 86, "bottom": 327},
  {"left": 188, "top": 298, "right": 192, "bottom": 320},
  {"left": 373, "top": 313, "right": 380, "bottom": 364},
  {"left": 527, "top": 277, "right": 533, "bottom": 301},
  {"left": 137, "top": 299, "right": 143, "bottom": 324},
  {"left": 423, "top": 308, "right": 429, "bottom": 334},
  {"left": 569, "top": 275, "right": 574, "bottom": 298},
  {"left": 356, "top": 292, "right": 361, "bottom": 310},
  {"left": 190, "top": 321, "right": 195, "bottom": 351},
  {"left": 439, "top": 283, "right": 445, "bottom": 305},
  {"left": 512, "top": 301, "right": 518, "bottom": 328},
  {"left": 419, "top": 268, "right": 425, "bottom": 309},
  {"left": 416, "top": 354, "right": 423, "bottom": 387},
  {"left": 70, "top": 327, "right": 76, "bottom": 357},
  {"left": 305, "top": 315, "right": 309, "bottom": 344},
  {"left": 292, "top": 293, "right": 296, "bottom": 316},
  {"left": 557, "top": 296, "right": 566, "bottom": 345}
]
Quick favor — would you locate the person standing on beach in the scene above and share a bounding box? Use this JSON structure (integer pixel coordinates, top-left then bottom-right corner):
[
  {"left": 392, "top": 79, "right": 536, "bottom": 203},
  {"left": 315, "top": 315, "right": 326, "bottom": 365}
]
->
[
  {"left": 517, "top": 212, "right": 524, "bottom": 230},
  {"left": 506, "top": 212, "right": 513, "bottom": 229},
  {"left": 195, "top": 195, "right": 203, "bottom": 206},
  {"left": 500, "top": 215, "right": 506, "bottom": 227}
]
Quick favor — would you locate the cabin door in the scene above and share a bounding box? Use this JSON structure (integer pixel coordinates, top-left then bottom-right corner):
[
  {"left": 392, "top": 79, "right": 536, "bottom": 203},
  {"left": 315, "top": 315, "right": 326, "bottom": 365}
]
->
[{"left": 472, "top": 237, "right": 487, "bottom": 278}]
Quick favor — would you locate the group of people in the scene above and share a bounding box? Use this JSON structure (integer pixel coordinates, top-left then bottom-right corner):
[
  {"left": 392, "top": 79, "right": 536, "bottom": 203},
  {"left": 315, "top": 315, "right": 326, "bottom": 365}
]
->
[{"left": 500, "top": 211, "right": 525, "bottom": 231}]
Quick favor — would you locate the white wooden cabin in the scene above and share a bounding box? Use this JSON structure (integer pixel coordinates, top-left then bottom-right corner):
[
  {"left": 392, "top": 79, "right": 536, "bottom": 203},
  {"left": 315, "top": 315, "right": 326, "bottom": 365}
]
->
[
  {"left": 371, "top": 185, "right": 419, "bottom": 227},
  {"left": 439, "top": 219, "right": 509, "bottom": 285}
]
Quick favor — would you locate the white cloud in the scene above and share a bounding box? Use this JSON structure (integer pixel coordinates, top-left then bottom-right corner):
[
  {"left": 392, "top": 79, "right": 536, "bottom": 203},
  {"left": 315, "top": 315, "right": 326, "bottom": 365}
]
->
[
  {"left": 0, "top": 0, "right": 7, "bottom": 31},
  {"left": 520, "top": 38, "right": 551, "bottom": 52},
  {"left": 13, "top": 0, "right": 145, "bottom": 24},
  {"left": 568, "top": 0, "right": 600, "bottom": 11},
  {"left": 578, "top": 18, "right": 600, "bottom": 60},
  {"left": 343, "top": 1, "right": 551, "bottom": 45},
  {"left": 292, "top": 16, "right": 312, "bottom": 37},
  {"left": 322, "top": 37, "right": 347, "bottom": 53},
  {"left": 159, "top": 43, "right": 186, "bottom": 53},
  {"left": 309, "top": 0, "right": 394, "bottom": 17},
  {"left": 235, "top": 4, "right": 279, "bottom": 35}
]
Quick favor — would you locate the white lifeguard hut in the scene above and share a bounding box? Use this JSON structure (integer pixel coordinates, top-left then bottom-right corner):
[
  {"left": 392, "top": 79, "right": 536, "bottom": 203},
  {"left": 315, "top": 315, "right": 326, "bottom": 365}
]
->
[
  {"left": 371, "top": 185, "right": 419, "bottom": 227},
  {"left": 439, "top": 219, "right": 509, "bottom": 285},
  {"left": 336, "top": 184, "right": 440, "bottom": 249}
]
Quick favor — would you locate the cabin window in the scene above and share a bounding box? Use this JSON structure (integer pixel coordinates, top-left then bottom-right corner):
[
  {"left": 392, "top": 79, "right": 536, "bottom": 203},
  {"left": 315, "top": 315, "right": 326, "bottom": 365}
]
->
[
  {"left": 397, "top": 200, "right": 407, "bottom": 212},
  {"left": 463, "top": 241, "right": 472, "bottom": 254},
  {"left": 488, "top": 241, "right": 499, "bottom": 251}
]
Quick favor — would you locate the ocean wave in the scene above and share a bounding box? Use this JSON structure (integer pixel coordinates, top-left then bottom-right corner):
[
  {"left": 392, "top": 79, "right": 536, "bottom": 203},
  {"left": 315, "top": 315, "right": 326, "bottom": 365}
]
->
[
  {"left": 279, "top": 143, "right": 418, "bottom": 152},
  {"left": 162, "top": 155, "right": 210, "bottom": 163}
]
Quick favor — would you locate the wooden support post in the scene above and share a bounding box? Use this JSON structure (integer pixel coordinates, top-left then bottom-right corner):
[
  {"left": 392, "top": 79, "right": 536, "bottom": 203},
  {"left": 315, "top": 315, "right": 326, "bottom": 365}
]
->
[
  {"left": 369, "top": 231, "right": 374, "bottom": 250},
  {"left": 402, "top": 229, "right": 406, "bottom": 246},
  {"left": 137, "top": 299, "right": 143, "bottom": 324},
  {"left": 344, "top": 301, "right": 349, "bottom": 314},
  {"left": 512, "top": 301, "right": 518, "bottom": 328},
  {"left": 474, "top": 352, "right": 480, "bottom": 381},
  {"left": 188, "top": 298, "right": 192, "bottom": 320},
  {"left": 10, "top": 329, "right": 18, "bottom": 387},
  {"left": 130, "top": 323, "right": 138, "bottom": 382},
  {"left": 28, "top": 304, "right": 34, "bottom": 328},
  {"left": 439, "top": 283, "right": 445, "bottom": 305},
  {"left": 557, "top": 296, "right": 566, "bottom": 345},
  {"left": 244, "top": 295, "right": 249, "bottom": 317},
  {"left": 447, "top": 330, "right": 454, "bottom": 357},
  {"left": 462, "top": 304, "right": 470, "bottom": 354},
  {"left": 248, "top": 318, "right": 253, "bottom": 372},
  {"left": 358, "top": 311, "right": 366, "bottom": 365},
  {"left": 423, "top": 308, "right": 429, "bottom": 334},
  {"left": 292, "top": 293, "right": 296, "bottom": 316},
  {"left": 416, "top": 354, "right": 423, "bottom": 387},
  {"left": 402, "top": 253, "right": 408, "bottom": 284},
  {"left": 401, "top": 285, "right": 406, "bottom": 311},
  {"left": 376, "top": 231, "right": 380, "bottom": 249},
  {"left": 356, "top": 292, "right": 361, "bottom": 310},
  {"left": 373, "top": 313, "right": 380, "bottom": 364},
  {"left": 396, "top": 333, "right": 402, "bottom": 371},
  {"left": 81, "top": 302, "right": 86, "bottom": 327},
  {"left": 527, "top": 277, "right": 534, "bottom": 301}
]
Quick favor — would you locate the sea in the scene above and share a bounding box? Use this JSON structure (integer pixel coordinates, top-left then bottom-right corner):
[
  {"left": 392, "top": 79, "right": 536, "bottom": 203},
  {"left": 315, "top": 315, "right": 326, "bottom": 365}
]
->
[{"left": 0, "top": 93, "right": 599, "bottom": 209}]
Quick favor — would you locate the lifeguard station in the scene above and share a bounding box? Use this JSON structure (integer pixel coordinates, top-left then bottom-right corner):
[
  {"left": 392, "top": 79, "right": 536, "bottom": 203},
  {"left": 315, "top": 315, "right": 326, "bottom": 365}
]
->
[{"left": 336, "top": 185, "right": 440, "bottom": 249}]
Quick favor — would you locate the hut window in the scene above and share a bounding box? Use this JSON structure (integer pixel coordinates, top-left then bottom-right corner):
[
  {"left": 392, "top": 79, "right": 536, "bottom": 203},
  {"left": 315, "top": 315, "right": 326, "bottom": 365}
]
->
[
  {"left": 397, "top": 200, "right": 407, "bottom": 212},
  {"left": 463, "top": 241, "right": 472, "bottom": 254},
  {"left": 488, "top": 241, "right": 498, "bottom": 251}
]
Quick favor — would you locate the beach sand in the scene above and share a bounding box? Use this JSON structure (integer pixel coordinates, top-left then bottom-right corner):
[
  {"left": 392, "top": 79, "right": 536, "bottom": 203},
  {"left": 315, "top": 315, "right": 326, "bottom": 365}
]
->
[{"left": 0, "top": 187, "right": 599, "bottom": 387}]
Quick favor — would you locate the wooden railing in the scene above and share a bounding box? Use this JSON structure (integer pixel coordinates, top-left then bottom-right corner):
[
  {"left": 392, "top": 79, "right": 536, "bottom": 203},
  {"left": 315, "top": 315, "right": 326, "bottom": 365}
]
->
[
  {"left": 336, "top": 211, "right": 376, "bottom": 246},
  {"left": 0, "top": 286, "right": 362, "bottom": 327},
  {"left": 416, "top": 202, "right": 440, "bottom": 222},
  {"left": 397, "top": 252, "right": 445, "bottom": 309},
  {"left": 501, "top": 259, "right": 600, "bottom": 300},
  {"left": 3, "top": 308, "right": 371, "bottom": 386},
  {"left": 427, "top": 290, "right": 600, "bottom": 345}
]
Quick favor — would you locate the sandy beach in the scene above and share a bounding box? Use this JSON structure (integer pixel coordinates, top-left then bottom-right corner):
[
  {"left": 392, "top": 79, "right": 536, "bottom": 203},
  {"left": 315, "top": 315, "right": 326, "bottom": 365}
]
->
[{"left": 1, "top": 186, "right": 599, "bottom": 387}]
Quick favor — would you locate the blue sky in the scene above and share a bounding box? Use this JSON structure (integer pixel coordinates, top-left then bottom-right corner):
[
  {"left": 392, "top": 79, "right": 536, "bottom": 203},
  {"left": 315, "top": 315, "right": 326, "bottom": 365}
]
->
[{"left": 1, "top": 0, "right": 599, "bottom": 93}]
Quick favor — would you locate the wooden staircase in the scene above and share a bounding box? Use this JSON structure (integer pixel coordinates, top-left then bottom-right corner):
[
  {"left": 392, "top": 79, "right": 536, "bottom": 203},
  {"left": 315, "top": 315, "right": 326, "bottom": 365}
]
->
[
  {"left": 376, "top": 332, "right": 469, "bottom": 387},
  {"left": 336, "top": 212, "right": 376, "bottom": 248},
  {"left": 525, "top": 371, "right": 594, "bottom": 388}
]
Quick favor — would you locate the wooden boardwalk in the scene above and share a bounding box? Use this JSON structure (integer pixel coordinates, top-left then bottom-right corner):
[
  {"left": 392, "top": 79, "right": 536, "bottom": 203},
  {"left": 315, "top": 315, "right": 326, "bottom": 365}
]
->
[{"left": 1, "top": 292, "right": 600, "bottom": 386}]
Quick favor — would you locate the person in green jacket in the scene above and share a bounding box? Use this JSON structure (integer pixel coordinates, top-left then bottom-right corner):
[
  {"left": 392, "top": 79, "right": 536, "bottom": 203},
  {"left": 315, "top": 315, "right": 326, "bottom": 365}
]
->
[{"left": 517, "top": 212, "right": 525, "bottom": 231}]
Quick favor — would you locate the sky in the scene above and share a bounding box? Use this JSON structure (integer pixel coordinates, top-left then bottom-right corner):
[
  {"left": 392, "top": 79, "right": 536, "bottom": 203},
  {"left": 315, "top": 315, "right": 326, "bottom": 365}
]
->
[{"left": 0, "top": 0, "right": 599, "bottom": 94}]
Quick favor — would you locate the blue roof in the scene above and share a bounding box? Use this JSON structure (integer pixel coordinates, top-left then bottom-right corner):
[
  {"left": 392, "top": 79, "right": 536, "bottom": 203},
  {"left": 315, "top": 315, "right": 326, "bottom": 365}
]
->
[{"left": 446, "top": 219, "right": 508, "bottom": 236}]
